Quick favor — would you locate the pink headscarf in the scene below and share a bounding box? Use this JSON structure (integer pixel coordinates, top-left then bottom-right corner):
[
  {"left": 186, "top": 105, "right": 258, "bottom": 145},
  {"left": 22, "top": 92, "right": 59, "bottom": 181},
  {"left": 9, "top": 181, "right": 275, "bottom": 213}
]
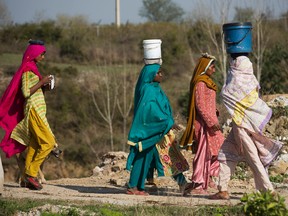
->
[{"left": 0, "top": 43, "right": 46, "bottom": 157}]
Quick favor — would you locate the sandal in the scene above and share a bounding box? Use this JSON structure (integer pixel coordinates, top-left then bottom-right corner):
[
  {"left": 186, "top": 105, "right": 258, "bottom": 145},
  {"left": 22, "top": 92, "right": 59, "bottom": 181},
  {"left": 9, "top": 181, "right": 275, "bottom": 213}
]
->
[
  {"left": 137, "top": 190, "right": 149, "bottom": 196},
  {"left": 209, "top": 191, "right": 230, "bottom": 200},
  {"left": 183, "top": 182, "right": 202, "bottom": 195},
  {"left": 191, "top": 188, "right": 208, "bottom": 195},
  {"left": 126, "top": 188, "right": 149, "bottom": 196}
]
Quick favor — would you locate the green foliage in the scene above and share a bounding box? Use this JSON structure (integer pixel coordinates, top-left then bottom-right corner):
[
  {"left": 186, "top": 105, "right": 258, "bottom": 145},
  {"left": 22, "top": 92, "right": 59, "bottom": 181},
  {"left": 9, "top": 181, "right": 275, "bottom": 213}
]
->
[
  {"left": 0, "top": 198, "right": 246, "bottom": 216},
  {"left": 190, "top": 205, "right": 244, "bottom": 216},
  {"left": 100, "top": 207, "right": 124, "bottom": 216},
  {"left": 0, "top": 199, "right": 43, "bottom": 216},
  {"left": 231, "top": 162, "right": 249, "bottom": 181},
  {"left": 177, "top": 91, "right": 189, "bottom": 117},
  {"left": 139, "top": 0, "right": 184, "bottom": 22},
  {"left": 0, "top": 21, "right": 62, "bottom": 44},
  {"left": 270, "top": 174, "right": 288, "bottom": 183},
  {"left": 186, "top": 20, "right": 211, "bottom": 52},
  {"left": 261, "top": 44, "right": 288, "bottom": 94},
  {"left": 271, "top": 106, "right": 288, "bottom": 120},
  {"left": 42, "top": 208, "right": 80, "bottom": 216},
  {"left": 59, "top": 39, "right": 85, "bottom": 62},
  {"left": 241, "top": 191, "right": 288, "bottom": 216}
]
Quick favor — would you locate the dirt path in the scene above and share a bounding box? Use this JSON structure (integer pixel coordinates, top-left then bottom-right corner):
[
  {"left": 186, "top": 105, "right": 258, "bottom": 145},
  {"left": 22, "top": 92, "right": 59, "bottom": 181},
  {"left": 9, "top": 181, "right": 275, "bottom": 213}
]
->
[{"left": 3, "top": 176, "right": 288, "bottom": 207}]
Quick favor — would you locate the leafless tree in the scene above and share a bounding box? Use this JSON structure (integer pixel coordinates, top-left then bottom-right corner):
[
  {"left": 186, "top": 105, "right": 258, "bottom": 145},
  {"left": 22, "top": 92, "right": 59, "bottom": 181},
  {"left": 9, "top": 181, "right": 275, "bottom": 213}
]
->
[
  {"left": 116, "top": 62, "right": 138, "bottom": 151},
  {"left": 190, "top": 0, "right": 232, "bottom": 83},
  {"left": 251, "top": 0, "right": 271, "bottom": 83},
  {"left": 84, "top": 65, "right": 119, "bottom": 151}
]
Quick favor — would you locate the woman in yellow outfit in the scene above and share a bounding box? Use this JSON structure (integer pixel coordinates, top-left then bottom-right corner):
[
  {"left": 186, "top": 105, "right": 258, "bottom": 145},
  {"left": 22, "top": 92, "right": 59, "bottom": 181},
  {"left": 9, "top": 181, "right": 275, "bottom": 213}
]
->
[{"left": 0, "top": 40, "right": 56, "bottom": 190}]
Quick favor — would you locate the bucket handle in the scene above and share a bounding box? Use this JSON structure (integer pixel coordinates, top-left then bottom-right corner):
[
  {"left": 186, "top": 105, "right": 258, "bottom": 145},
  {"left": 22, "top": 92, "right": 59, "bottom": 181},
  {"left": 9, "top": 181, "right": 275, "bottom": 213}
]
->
[{"left": 223, "top": 28, "right": 252, "bottom": 45}]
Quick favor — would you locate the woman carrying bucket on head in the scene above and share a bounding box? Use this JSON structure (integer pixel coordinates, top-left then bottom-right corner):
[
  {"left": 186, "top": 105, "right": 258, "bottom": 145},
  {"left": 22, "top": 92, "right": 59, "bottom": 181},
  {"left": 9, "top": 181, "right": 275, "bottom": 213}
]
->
[
  {"left": 125, "top": 39, "right": 189, "bottom": 196},
  {"left": 210, "top": 22, "right": 283, "bottom": 200}
]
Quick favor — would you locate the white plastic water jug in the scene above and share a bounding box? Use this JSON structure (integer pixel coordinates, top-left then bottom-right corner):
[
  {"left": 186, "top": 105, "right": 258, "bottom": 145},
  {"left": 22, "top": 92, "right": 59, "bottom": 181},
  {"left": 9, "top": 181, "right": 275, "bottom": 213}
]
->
[{"left": 143, "top": 39, "right": 162, "bottom": 59}]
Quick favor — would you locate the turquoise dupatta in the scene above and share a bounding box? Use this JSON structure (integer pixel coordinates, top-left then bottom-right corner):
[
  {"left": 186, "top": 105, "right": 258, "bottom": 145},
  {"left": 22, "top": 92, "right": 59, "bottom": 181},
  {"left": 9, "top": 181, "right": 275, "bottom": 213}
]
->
[{"left": 126, "top": 64, "right": 174, "bottom": 170}]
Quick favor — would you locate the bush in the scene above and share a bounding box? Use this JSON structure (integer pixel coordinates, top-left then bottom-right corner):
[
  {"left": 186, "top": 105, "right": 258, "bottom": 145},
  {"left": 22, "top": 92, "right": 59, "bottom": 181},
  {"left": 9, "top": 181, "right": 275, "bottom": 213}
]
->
[{"left": 241, "top": 190, "right": 288, "bottom": 216}]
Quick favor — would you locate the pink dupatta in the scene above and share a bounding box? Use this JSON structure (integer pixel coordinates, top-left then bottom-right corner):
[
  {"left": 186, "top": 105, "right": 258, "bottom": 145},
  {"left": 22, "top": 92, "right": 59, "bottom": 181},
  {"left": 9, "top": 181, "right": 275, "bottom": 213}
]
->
[{"left": 0, "top": 44, "right": 45, "bottom": 158}]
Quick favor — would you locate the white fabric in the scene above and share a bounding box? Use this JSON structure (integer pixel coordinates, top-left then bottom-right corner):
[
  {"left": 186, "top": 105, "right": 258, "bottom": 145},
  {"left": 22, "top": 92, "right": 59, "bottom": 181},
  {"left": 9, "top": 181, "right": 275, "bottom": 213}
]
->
[
  {"left": 218, "top": 123, "right": 274, "bottom": 192},
  {"left": 221, "top": 56, "right": 271, "bottom": 133},
  {"left": 144, "top": 58, "right": 162, "bottom": 65}
]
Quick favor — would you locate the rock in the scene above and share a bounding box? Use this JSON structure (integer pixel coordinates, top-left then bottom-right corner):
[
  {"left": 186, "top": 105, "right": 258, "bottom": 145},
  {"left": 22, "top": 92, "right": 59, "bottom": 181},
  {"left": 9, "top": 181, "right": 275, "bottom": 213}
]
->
[
  {"left": 267, "top": 95, "right": 288, "bottom": 107},
  {"left": 103, "top": 151, "right": 128, "bottom": 160},
  {"left": 270, "top": 154, "right": 288, "bottom": 175},
  {"left": 109, "top": 178, "right": 126, "bottom": 186},
  {"left": 92, "top": 166, "right": 103, "bottom": 176},
  {"left": 111, "top": 166, "right": 121, "bottom": 172}
]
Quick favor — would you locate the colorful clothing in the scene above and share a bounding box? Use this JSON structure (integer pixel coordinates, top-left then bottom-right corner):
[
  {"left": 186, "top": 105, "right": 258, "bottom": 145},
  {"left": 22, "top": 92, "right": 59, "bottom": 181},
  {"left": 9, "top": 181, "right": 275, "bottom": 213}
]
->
[
  {"left": 24, "top": 108, "right": 55, "bottom": 177},
  {"left": 218, "top": 55, "right": 282, "bottom": 192},
  {"left": 191, "top": 82, "right": 224, "bottom": 190},
  {"left": 155, "top": 130, "right": 189, "bottom": 177},
  {"left": 11, "top": 72, "right": 54, "bottom": 146},
  {"left": 180, "top": 53, "right": 224, "bottom": 190},
  {"left": 221, "top": 56, "right": 271, "bottom": 133},
  {"left": 126, "top": 64, "right": 174, "bottom": 169},
  {"left": 0, "top": 42, "right": 56, "bottom": 179},
  {"left": 218, "top": 123, "right": 275, "bottom": 192},
  {"left": 0, "top": 43, "right": 45, "bottom": 157},
  {"left": 126, "top": 64, "right": 186, "bottom": 191}
]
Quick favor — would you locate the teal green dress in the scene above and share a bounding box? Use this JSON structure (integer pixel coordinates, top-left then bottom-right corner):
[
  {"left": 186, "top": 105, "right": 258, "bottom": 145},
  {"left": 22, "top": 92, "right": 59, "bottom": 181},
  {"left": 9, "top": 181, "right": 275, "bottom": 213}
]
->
[{"left": 126, "top": 64, "right": 175, "bottom": 191}]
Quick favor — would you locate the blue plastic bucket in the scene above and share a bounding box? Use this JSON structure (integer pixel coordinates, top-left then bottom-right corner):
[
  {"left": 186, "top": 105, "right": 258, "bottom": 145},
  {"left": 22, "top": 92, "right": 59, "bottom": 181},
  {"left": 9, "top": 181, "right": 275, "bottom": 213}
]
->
[{"left": 222, "top": 22, "right": 252, "bottom": 54}]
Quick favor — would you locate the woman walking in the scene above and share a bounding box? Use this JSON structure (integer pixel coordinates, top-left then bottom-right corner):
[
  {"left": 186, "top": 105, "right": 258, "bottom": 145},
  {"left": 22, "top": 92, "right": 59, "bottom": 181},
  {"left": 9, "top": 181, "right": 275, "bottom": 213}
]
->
[
  {"left": 126, "top": 64, "right": 188, "bottom": 195},
  {"left": 180, "top": 53, "right": 224, "bottom": 194},
  {"left": 0, "top": 40, "right": 57, "bottom": 190},
  {"left": 210, "top": 53, "right": 282, "bottom": 199}
]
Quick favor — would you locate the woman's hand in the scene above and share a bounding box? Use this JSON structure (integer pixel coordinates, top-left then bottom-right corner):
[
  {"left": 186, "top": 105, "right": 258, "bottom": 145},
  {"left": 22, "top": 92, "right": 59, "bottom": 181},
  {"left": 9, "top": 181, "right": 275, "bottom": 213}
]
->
[
  {"left": 211, "top": 124, "right": 221, "bottom": 133},
  {"left": 41, "top": 75, "right": 52, "bottom": 86},
  {"left": 30, "top": 75, "right": 52, "bottom": 95}
]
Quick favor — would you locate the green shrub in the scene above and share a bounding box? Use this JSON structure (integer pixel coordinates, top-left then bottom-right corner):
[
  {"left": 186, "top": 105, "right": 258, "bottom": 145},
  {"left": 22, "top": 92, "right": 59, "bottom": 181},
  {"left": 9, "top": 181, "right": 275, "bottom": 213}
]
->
[
  {"left": 241, "top": 190, "right": 288, "bottom": 216},
  {"left": 231, "top": 162, "right": 250, "bottom": 181},
  {"left": 270, "top": 174, "right": 288, "bottom": 183}
]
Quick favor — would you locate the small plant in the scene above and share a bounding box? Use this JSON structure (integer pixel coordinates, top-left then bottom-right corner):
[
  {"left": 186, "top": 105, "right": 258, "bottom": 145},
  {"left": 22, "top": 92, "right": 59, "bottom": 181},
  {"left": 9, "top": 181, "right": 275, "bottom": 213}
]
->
[
  {"left": 231, "top": 162, "right": 249, "bottom": 181},
  {"left": 270, "top": 174, "right": 288, "bottom": 183},
  {"left": 241, "top": 190, "right": 288, "bottom": 216}
]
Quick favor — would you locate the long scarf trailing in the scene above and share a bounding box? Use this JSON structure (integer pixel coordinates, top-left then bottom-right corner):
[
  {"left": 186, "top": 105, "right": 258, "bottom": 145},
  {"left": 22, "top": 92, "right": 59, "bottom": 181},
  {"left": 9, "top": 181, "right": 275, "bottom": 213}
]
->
[
  {"left": 221, "top": 56, "right": 270, "bottom": 133},
  {"left": 126, "top": 64, "right": 174, "bottom": 170},
  {"left": 221, "top": 56, "right": 282, "bottom": 166},
  {"left": 0, "top": 44, "right": 46, "bottom": 157},
  {"left": 180, "top": 54, "right": 217, "bottom": 151}
]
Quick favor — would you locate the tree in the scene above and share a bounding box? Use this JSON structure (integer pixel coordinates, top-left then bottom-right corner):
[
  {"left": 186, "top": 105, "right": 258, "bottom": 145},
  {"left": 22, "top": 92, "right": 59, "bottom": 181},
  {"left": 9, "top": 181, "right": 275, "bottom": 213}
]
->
[
  {"left": 251, "top": 2, "right": 272, "bottom": 83},
  {"left": 188, "top": 0, "right": 232, "bottom": 83},
  {"left": 139, "top": 0, "right": 184, "bottom": 22},
  {"left": 261, "top": 45, "right": 288, "bottom": 94},
  {"left": 116, "top": 64, "right": 137, "bottom": 151},
  {"left": 84, "top": 66, "right": 119, "bottom": 151}
]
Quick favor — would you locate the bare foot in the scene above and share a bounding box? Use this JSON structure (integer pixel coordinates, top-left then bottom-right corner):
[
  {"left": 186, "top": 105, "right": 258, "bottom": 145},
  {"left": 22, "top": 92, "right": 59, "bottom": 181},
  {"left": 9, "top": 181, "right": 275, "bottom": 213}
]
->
[
  {"left": 191, "top": 188, "right": 208, "bottom": 195},
  {"left": 209, "top": 191, "right": 230, "bottom": 200}
]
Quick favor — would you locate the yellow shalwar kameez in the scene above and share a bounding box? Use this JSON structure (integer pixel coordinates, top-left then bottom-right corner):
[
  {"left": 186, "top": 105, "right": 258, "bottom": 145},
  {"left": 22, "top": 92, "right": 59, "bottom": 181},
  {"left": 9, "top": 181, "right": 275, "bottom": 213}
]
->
[{"left": 11, "top": 71, "right": 56, "bottom": 177}]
